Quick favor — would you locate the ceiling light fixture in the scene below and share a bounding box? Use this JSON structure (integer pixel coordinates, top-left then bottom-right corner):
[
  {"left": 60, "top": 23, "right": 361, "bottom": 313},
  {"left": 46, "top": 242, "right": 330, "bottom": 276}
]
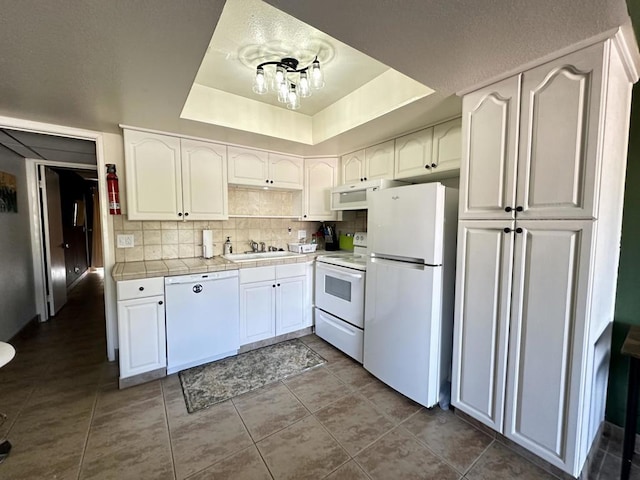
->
[{"left": 253, "top": 57, "right": 324, "bottom": 110}]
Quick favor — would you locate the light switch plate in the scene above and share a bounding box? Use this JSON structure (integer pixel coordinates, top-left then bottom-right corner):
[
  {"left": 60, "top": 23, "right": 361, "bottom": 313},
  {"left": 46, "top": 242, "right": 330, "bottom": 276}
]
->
[
  {"left": 117, "top": 234, "right": 134, "bottom": 248},
  {"left": 297, "top": 230, "right": 307, "bottom": 240}
]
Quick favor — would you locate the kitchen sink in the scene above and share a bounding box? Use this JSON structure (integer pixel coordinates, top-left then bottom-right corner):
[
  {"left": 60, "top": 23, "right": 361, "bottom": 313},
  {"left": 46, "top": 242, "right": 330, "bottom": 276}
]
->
[{"left": 222, "top": 251, "right": 304, "bottom": 262}]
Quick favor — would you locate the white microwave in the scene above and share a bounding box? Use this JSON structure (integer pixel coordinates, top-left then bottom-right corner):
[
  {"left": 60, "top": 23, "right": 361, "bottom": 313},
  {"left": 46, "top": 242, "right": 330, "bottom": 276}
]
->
[{"left": 330, "top": 179, "right": 405, "bottom": 210}]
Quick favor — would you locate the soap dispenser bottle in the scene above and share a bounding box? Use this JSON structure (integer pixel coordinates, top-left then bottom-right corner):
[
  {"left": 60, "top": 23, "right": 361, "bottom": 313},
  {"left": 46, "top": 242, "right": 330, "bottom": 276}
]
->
[{"left": 224, "top": 236, "right": 233, "bottom": 255}]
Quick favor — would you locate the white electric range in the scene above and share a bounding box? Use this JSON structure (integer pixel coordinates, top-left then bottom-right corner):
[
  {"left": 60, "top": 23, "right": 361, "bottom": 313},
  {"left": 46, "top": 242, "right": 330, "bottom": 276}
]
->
[{"left": 314, "top": 232, "right": 367, "bottom": 362}]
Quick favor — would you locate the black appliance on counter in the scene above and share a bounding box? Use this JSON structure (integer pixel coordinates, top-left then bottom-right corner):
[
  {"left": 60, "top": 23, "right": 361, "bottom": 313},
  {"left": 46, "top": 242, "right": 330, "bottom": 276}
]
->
[{"left": 322, "top": 224, "right": 339, "bottom": 251}]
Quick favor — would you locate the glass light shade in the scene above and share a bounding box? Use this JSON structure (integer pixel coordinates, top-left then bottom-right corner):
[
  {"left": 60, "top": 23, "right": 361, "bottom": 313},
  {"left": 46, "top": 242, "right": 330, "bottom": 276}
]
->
[
  {"left": 275, "top": 66, "right": 285, "bottom": 86},
  {"left": 311, "top": 60, "right": 324, "bottom": 89},
  {"left": 287, "top": 84, "right": 300, "bottom": 110},
  {"left": 252, "top": 67, "right": 267, "bottom": 94},
  {"left": 277, "top": 82, "right": 289, "bottom": 103},
  {"left": 298, "top": 71, "right": 311, "bottom": 98}
]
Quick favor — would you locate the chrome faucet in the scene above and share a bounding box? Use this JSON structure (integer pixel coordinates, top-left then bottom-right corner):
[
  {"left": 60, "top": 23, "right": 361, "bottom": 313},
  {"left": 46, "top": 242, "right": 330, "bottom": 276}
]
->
[
  {"left": 249, "top": 240, "right": 259, "bottom": 252},
  {"left": 259, "top": 242, "right": 266, "bottom": 252}
]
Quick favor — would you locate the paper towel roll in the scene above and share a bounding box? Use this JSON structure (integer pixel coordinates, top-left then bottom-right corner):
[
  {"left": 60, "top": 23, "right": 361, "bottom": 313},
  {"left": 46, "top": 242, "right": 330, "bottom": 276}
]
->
[{"left": 202, "top": 230, "right": 214, "bottom": 258}]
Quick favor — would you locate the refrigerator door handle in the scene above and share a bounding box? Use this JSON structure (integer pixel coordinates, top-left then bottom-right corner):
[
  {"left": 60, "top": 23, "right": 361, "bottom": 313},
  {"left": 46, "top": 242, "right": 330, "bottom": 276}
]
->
[{"left": 370, "top": 256, "right": 439, "bottom": 269}]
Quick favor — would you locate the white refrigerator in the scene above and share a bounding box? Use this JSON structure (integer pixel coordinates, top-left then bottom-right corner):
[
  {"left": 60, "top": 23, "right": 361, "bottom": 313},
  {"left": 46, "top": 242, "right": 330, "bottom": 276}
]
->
[{"left": 364, "top": 182, "right": 458, "bottom": 408}]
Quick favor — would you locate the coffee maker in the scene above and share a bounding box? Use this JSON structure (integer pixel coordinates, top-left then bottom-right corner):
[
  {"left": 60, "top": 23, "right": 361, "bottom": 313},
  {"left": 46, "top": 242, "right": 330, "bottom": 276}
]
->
[{"left": 322, "top": 224, "right": 339, "bottom": 251}]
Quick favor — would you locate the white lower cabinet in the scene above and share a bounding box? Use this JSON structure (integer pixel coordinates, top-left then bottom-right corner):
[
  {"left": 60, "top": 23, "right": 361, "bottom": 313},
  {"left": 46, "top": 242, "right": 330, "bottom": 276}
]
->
[
  {"left": 239, "top": 263, "right": 312, "bottom": 345},
  {"left": 116, "top": 278, "right": 166, "bottom": 380}
]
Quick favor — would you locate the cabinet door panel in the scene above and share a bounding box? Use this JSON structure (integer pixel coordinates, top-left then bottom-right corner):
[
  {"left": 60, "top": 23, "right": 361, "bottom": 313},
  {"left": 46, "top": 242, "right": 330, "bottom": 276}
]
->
[
  {"left": 341, "top": 150, "right": 365, "bottom": 184},
  {"left": 269, "top": 153, "right": 303, "bottom": 189},
  {"left": 228, "top": 146, "right": 269, "bottom": 187},
  {"left": 118, "top": 296, "right": 166, "bottom": 378},
  {"left": 394, "top": 128, "right": 433, "bottom": 180},
  {"left": 365, "top": 140, "right": 394, "bottom": 180},
  {"left": 504, "top": 220, "right": 593, "bottom": 470},
  {"left": 459, "top": 76, "right": 520, "bottom": 220},
  {"left": 452, "top": 220, "right": 514, "bottom": 431},
  {"left": 304, "top": 157, "right": 338, "bottom": 221},
  {"left": 432, "top": 118, "right": 462, "bottom": 173},
  {"left": 276, "top": 276, "right": 307, "bottom": 335},
  {"left": 181, "top": 139, "right": 228, "bottom": 220},
  {"left": 518, "top": 45, "right": 603, "bottom": 219},
  {"left": 239, "top": 281, "right": 275, "bottom": 345},
  {"left": 124, "top": 130, "right": 182, "bottom": 220}
]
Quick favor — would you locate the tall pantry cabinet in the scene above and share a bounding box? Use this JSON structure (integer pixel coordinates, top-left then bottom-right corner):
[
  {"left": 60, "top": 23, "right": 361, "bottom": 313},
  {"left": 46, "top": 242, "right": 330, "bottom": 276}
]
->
[{"left": 452, "top": 34, "right": 639, "bottom": 478}]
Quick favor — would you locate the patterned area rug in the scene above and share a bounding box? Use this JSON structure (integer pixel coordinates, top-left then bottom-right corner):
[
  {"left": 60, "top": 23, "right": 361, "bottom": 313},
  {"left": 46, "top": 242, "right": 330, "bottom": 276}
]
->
[{"left": 178, "top": 339, "right": 326, "bottom": 413}]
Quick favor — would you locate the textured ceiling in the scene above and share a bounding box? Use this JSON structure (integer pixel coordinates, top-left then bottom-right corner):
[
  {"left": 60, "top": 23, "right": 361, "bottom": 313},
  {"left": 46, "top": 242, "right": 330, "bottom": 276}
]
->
[{"left": 0, "top": 0, "right": 634, "bottom": 156}]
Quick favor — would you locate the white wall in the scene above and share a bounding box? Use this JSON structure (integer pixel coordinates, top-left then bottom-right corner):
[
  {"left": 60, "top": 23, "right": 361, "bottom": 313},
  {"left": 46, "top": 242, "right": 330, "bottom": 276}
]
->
[{"left": 0, "top": 147, "right": 36, "bottom": 340}]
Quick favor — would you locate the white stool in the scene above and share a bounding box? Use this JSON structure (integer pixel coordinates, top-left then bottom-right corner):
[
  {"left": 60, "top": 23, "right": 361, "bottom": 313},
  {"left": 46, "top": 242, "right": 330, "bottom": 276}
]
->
[{"left": 0, "top": 342, "right": 15, "bottom": 464}]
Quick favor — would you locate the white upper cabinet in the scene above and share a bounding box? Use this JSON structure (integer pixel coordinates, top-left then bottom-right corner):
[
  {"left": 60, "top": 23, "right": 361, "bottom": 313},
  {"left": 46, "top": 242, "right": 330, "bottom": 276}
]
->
[
  {"left": 303, "top": 157, "right": 339, "bottom": 221},
  {"left": 341, "top": 149, "right": 365, "bottom": 184},
  {"left": 124, "top": 130, "right": 228, "bottom": 221},
  {"left": 180, "top": 139, "right": 228, "bottom": 221},
  {"left": 432, "top": 118, "right": 463, "bottom": 174},
  {"left": 227, "top": 146, "right": 269, "bottom": 187},
  {"left": 394, "top": 127, "right": 434, "bottom": 179},
  {"left": 268, "top": 153, "right": 304, "bottom": 189},
  {"left": 517, "top": 46, "right": 603, "bottom": 220},
  {"left": 124, "top": 130, "right": 182, "bottom": 221},
  {"left": 365, "top": 140, "right": 395, "bottom": 181},
  {"left": 459, "top": 77, "right": 520, "bottom": 220},
  {"left": 228, "top": 146, "right": 303, "bottom": 190}
]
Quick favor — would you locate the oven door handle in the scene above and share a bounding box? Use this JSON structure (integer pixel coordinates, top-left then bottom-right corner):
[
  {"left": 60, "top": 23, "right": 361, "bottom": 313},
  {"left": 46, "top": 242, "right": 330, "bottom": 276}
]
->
[{"left": 317, "top": 264, "right": 363, "bottom": 280}]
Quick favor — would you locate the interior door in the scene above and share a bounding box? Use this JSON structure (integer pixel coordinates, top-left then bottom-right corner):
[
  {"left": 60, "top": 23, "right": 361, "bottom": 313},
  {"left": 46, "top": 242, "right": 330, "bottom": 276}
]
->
[{"left": 40, "top": 165, "right": 67, "bottom": 316}]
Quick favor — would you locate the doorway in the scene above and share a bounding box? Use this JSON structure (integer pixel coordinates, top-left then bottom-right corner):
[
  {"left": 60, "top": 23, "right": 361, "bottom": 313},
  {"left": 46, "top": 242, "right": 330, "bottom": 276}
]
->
[{"left": 0, "top": 116, "right": 117, "bottom": 361}]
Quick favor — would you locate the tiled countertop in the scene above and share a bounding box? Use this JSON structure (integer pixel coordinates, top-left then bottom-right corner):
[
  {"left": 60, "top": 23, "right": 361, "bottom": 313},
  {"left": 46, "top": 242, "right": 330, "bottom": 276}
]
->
[{"left": 112, "top": 251, "right": 325, "bottom": 281}]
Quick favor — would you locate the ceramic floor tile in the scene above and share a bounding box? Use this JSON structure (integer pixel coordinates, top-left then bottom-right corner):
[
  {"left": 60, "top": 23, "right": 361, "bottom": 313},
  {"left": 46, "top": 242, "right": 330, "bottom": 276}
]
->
[
  {"left": 597, "top": 451, "right": 640, "bottom": 480},
  {"left": 465, "top": 441, "right": 556, "bottom": 480},
  {"left": 80, "top": 443, "right": 175, "bottom": 480},
  {"left": 325, "top": 358, "right": 376, "bottom": 389},
  {"left": 257, "top": 416, "right": 350, "bottom": 480},
  {"left": 94, "top": 379, "right": 163, "bottom": 416},
  {"left": 403, "top": 408, "right": 492, "bottom": 473},
  {"left": 233, "top": 381, "right": 309, "bottom": 441},
  {"left": 359, "top": 380, "right": 422, "bottom": 424},
  {"left": 169, "top": 400, "right": 253, "bottom": 479},
  {"left": 355, "top": 426, "right": 459, "bottom": 480},
  {"left": 186, "top": 445, "right": 272, "bottom": 480},
  {"left": 315, "top": 393, "right": 394, "bottom": 455},
  {"left": 323, "top": 460, "right": 371, "bottom": 480},
  {"left": 305, "top": 341, "right": 351, "bottom": 364},
  {"left": 283, "top": 366, "right": 350, "bottom": 412}
]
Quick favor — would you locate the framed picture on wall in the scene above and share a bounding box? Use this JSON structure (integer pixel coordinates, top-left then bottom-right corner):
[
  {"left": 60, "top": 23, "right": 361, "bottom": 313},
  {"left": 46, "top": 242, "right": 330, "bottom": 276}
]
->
[{"left": 0, "top": 171, "right": 17, "bottom": 213}]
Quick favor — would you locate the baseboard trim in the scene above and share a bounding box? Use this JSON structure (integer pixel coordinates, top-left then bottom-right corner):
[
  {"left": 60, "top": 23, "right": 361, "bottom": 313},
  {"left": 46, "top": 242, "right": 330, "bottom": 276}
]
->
[
  {"left": 238, "top": 327, "right": 314, "bottom": 354},
  {"left": 119, "top": 367, "right": 166, "bottom": 389},
  {"left": 8, "top": 314, "right": 41, "bottom": 343}
]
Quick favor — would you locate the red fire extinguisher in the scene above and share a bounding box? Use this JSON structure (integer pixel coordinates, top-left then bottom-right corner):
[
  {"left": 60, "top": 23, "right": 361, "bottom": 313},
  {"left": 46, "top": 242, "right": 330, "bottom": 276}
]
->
[{"left": 106, "top": 164, "right": 121, "bottom": 215}]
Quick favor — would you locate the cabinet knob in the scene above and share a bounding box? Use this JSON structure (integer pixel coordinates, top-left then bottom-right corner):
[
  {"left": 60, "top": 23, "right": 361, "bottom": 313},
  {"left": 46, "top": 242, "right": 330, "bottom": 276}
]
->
[
  {"left": 158, "top": 301, "right": 163, "bottom": 305},
  {"left": 265, "top": 179, "right": 269, "bottom": 183},
  {"left": 364, "top": 177, "right": 367, "bottom": 181},
  {"left": 360, "top": 177, "right": 363, "bottom": 181},
  {"left": 515, "top": 227, "right": 523, "bottom": 234},
  {"left": 503, "top": 227, "right": 512, "bottom": 233},
  {"left": 516, "top": 206, "right": 524, "bottom": 212},
  {"left": 178, "top": 212, "right": 183, "bottom": 217},
  {"left": 431, "top": 163, "right": 436, "bottom": 168},
  {"left": 139, "top": 286, "right": 144, "bottom": 291},
  {"left": 184, "top": 212, "right": 189, "bottom": 217},
  {"left": 505, "top": 206, "right": 513, "bottom": 212},
  {"left": 425, "top": 164, "right": 431, "bottom": 169},
  {"left": 270, "top": 180, "right": 274, "bottom": 184},
  {"left": 277, "top": 283, "right": 281, "bottom": 287},
  {"left": 303, "top": 215, "right": 307, "bottom": 218},
  {"left": 272, "top": 284, "right": 276, "bottom": 288}
]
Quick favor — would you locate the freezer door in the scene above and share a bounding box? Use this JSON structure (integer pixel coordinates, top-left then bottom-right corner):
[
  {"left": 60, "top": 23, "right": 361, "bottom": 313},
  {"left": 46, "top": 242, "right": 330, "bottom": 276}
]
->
[
  {"left": 363, "top": 257, "right": 444, "bottom": 407},
  {"left": 368, "top": 183, "right": 445, "bottom": 265}
]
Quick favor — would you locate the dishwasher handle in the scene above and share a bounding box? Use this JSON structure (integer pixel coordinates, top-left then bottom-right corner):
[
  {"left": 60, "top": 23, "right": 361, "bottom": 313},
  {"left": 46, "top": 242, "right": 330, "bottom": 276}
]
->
[{"left": 164, "top": 270, "right": 238, "bottom": 285}]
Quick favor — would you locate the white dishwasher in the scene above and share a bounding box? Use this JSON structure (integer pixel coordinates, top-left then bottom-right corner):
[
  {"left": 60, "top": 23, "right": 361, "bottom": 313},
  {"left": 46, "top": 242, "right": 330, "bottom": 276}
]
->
[{"left": 165, "top": 270, "right": 239, "bottom": 374}]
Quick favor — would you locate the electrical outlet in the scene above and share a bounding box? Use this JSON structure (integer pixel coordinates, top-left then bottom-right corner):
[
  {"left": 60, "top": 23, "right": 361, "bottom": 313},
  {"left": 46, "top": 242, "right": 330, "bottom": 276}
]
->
[
  {"left": 297, "top": 230, "right": 307, "bottom": 240},
  {"left": 117, "top": 234, "right": 134, "bottom": 248}
]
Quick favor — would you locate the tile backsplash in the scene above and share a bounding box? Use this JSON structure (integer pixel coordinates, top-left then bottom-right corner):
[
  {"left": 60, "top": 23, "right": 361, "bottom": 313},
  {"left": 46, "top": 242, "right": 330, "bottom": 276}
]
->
[{"left": 113, "top": 188, "right": 367, "bottom": 263}]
